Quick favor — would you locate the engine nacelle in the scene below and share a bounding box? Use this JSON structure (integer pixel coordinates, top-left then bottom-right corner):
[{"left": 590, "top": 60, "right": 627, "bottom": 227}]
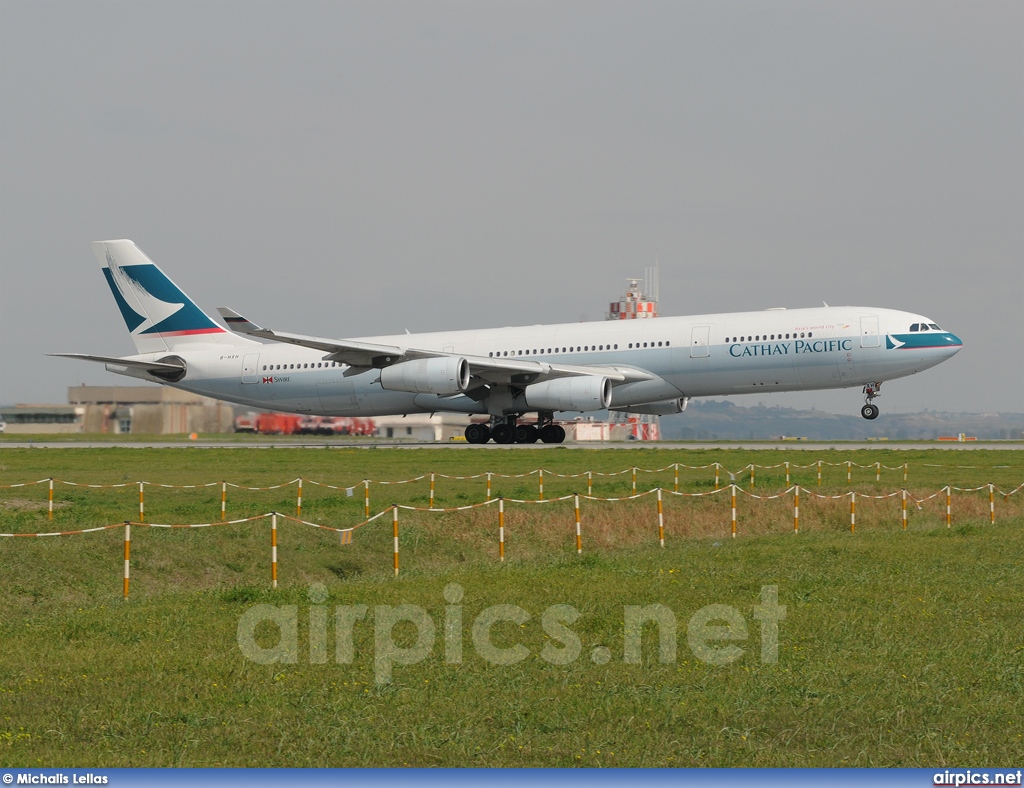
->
[
  {"left": 525, "top": 375, "right": 612, "bottom": 412},
  {"left": 611, "top": 397, "right": 688, "bottom": 416},
  {"left": 379, "top": 356, "right": 470, "bottom": 396}
]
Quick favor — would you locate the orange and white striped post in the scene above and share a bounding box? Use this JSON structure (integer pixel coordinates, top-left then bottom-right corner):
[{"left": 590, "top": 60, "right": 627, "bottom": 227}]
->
[
  {"left": 48, "top": 478, "right": 53, "bottom": 520},
  {"left": 364, "top": 479, "right": 370, "bottom": 519},
  {"left": 945, "top": 486, "right": 951, "bottom": 528},
  {"left": 989, "top": 483, "right": 995, "bottom": 524},
  {"left": 271, "top": 513, "right": 278, "bottom": 589},
  {"left": 296, "top": 478, "right": 303, "bottom": 518},
  {"left": 123, "top": 522, "right": 131, "bottom": 599},
  {"left": 221, "top": 481, "right": 227, "bottom": 521},
  {"left": 902, "top": 488, "right": 907, "bottom": 531},
  {"left": 903, "top": 463, "right": 908, "bottom": 484},
  {"left": 429, "top": 472, "right": 435, "bottom": 509},
  {"left": 749, "top": 465, "right": 755, "bottom": 490},
  {"left": 817, "top": 460, "right": 822, "bottom": 487},
  {"left": 849, "top": 492, "right": 856, "bottom": 533},
  {"left": 538, "top": 469, "right": 544, "bottom": 501},
  {"left": 498, "top": 498, "right": 505, "bottom": 562},
  {"left": 486, "top": 472, "right": 492, "bottom": 501},
  {"left": 875, "top": 462, "right": 881, "bottom": 483},
  {"left": 714, "top": 463, "right": 720, "bottom": 490},
  {"left": 631, "top": 467, "right": 637, "bottom": 496},
  {"left": 657, "top": 488, "right": 665, "bottom": 547},
  {"left": 793, "top": 487, "right": 799, "bottom": 534},
  {"left": 730, "top": 483, "right": 737, "bottom": 539},
  {"left": 138, "top": 482, "right": 145, "bottom": 522},
  {"left": 574, "top": 493, "right": 582, "bottom": 554},
  {"left": 392, "top": 504, "right": 400, "bottom": 576},
  {"left": 587, "top": 471, "right": 592, "bottom": 497},
  {"left": 785, "top": 462, "right": 790, "bottom": 486},
  {"left": 674, "top": 463, "right": 679, "bottom": 493},
  {"left": 847, "top": 462, "right": 852, "bottom": 485}
]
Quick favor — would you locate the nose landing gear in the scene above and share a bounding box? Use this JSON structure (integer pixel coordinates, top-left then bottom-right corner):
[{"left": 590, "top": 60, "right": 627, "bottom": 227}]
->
[{"left": 861, "top": 382, "right": 882, "bottom": 420}]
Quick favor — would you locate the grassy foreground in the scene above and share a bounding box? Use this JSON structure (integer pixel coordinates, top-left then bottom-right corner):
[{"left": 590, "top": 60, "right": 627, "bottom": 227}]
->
[{"left": 1, "top": 448, "right": 1022, "bottom": 767}]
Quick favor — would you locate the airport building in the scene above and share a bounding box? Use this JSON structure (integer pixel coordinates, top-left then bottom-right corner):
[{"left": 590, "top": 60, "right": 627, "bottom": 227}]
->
[{"left": 0, "top": 386, "right": 234, "bottom": 435}]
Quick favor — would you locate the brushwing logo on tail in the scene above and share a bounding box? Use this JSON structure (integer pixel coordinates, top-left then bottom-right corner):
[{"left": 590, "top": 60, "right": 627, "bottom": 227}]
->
[
  {"left": 105, "top": 251, "right": 184, "bottom": 334},
  {"left": 101, "top": 250, "right": 222, "bottom": 336}
]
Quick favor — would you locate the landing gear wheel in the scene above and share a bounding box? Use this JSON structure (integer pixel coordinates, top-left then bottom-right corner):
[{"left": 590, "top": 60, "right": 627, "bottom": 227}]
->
[
  {"left": 515, "top": 424, "right": 539, "bottom": 443},
  {"left": 861, "top": 403, "right": 879, "bottom": 420},
  {"left": 492, "top": 424, "right": 515, "bottom": 444},
  {"left": 465, "top": 424, "right": 490, "bottom": 444},
  {"left": 540, "top": 424, "right": 566, "bottom": 443}
]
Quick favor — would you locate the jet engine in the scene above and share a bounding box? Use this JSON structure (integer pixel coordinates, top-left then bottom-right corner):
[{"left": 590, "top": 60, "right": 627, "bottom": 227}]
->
[
  {"left": 379, "top": 357, "right": 470, "bottom": 396},
  {"left": 525, "top": 375, "right": 612, "bottom": 412}
]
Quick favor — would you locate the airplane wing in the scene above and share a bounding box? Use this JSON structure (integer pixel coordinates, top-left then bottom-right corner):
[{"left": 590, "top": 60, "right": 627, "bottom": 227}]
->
[{"left": 216, "top": 308, "right": 652, "bottom": 386}]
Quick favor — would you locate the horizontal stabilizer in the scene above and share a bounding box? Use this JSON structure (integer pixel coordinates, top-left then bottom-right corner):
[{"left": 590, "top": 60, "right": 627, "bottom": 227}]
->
[{"left": 49, "top": 353, "right": 187, "bottom": 381}]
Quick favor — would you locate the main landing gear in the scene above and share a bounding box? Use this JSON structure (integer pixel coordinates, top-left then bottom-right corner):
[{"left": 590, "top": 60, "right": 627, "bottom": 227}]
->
[
  {"left": 464, "top": 416, "right": 566, "bottom": 444},
  {"left": 860, "top": 382, "right": 882, "bottom": 420}
]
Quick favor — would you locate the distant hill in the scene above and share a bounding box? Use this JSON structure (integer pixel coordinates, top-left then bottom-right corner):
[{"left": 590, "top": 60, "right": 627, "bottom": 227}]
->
[{"left": 659, "top": 400, "right": 1024, "bottom": 441}]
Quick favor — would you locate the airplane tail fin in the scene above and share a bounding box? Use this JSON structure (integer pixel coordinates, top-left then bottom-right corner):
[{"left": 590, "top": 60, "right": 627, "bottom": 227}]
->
[{"left": 93, "top": 240, "right": 243, "bottom": 354}]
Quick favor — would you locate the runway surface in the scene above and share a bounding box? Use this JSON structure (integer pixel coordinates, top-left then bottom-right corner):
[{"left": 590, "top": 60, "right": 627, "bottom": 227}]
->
[{"left": 1, "top": 440, "right": 1020, "bottom": 451}]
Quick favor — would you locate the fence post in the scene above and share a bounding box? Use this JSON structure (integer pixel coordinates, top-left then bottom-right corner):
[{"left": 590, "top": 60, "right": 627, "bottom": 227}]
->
[
  {"left": 847, "top": 462, "right": 852, "bottom": 485},
  {"left": 731, "top": 483, "right": 737, "bottom": 539},
  {"left": 392, "top": 504, "right": 399, "bottom": 577},
  {"left": 48, "top": 478, "right": 54, "bottom": 520},
  {"left": 498, "top": 498, "right": 505, "bottom": 562},
  {"left": 632, "top": 467, "right": 637, "bottom": 496},
  {"left": 850, "top": 492, "right": 856, "bottom": 533},
  {"left": 657, "top": 488, "right": 665, "bottom": 547},
  {"left": 574, "top": 493, "right": 582, "bottom": 554},
  {"left": 946, "top": 486, "right": 951, "bottom": 528},
  {"left": 297, "top": 478, "right": 303, "bottom": 518},
  {"left": 271, "top": 513, "right": 278, "bottom": 589},
  {"left": 904, "top": 463, "right": 908, "bottom": 484},
  {"left": 138, "top": 482, "right": 145, "bottom": 522},
  {"left": 793, "top": 487, "right": 799, "bottom": 534},
  {"left": 749, "top": 465, "right": 755, "bottom": 490},
  {"left": 123, "top": 522, "right": 131, "bottom": 600},
  {"left": 486, "top": 472, "right": 492, "bottom": 501},
  {"left": 364, "top": 479, "right": 370, "bottom": 519},
  {"left": 587, "top": 471, "right": 592, "bottom": 497},
  {"left": 539, "top": 469, "right": 544, "bottom": 501},
  {"left": 785, "top": 462, "right": 790, "bottom": 487},
  {"left": 902, "top": 488, "right": 907, "bottom": 531},
  {"left": 989, "top": 483, "right": 995, "bottom": 524},
  {"left": 429, "top": 472, "right": 435, "bottom": 509},
  {"left": 817, "top": 460, "right": 822, "bottom": 487},
  {"left": 715, "top": 463, "right": 720, "bottom": 490},
  {"left": 674, "top": 463, "right": 679, "bottom": 494},
  {"left": 221, "top": 481, "right": 227, "bottom": 521},
  {"left": 876, "top": 462, "right": 881, "bottom": 483}
]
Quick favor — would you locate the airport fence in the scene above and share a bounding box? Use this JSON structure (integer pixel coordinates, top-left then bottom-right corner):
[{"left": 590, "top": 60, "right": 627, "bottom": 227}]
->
[{"left": 2, "top": 479, "right": 1022, "bottom": 598}]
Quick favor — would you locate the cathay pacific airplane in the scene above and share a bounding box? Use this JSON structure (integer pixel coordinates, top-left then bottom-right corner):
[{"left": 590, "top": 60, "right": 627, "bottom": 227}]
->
[{"left": 54, "top": 240, "right": 963, "bottom": 444}]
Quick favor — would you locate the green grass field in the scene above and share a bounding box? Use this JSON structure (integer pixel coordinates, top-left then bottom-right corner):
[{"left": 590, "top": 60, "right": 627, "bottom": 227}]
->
[{"left": 1, "top": 447, "right": 1022, "bottom": 766}]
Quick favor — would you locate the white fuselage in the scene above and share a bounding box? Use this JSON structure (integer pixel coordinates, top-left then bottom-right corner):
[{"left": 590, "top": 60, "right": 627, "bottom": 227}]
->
[{"left": 114, "top": 305, "right": 962, "bottom": 417}]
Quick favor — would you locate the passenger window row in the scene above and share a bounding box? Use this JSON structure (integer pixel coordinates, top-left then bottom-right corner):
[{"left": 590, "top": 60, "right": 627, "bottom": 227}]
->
[
  {"left": 725, "top": 332, "right": 813, "bottom": 342},
  {"left": 487, "top": 341, "right": 670, "bottom": 358},
  {"left": 262, "top": 362, "right": 340, "bottom": 371}
]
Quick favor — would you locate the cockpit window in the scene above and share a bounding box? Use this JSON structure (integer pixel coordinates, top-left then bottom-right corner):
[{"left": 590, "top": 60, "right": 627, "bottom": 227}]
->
[
  {"left": 928, "top": 323, "right": 941, "bottom": 330},
  {"left": 909, "top": 324, "right": 919, "bottom": 332}
]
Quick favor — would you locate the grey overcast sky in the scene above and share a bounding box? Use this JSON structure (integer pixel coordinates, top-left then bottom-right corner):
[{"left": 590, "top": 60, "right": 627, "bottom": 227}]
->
[{"left": 1, "top": 0, "right": 1021, "bottom": 414}]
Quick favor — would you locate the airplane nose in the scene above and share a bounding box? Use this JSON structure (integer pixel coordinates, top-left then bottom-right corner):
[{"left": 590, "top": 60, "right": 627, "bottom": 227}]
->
[{"left": 943, "top": 332, "right": 963, "bottom": 355}]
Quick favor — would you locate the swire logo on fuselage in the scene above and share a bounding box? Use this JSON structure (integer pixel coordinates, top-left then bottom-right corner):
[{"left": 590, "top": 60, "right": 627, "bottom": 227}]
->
[{"left": 729, "top": 338, "right": 854, "bottom": 358}]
